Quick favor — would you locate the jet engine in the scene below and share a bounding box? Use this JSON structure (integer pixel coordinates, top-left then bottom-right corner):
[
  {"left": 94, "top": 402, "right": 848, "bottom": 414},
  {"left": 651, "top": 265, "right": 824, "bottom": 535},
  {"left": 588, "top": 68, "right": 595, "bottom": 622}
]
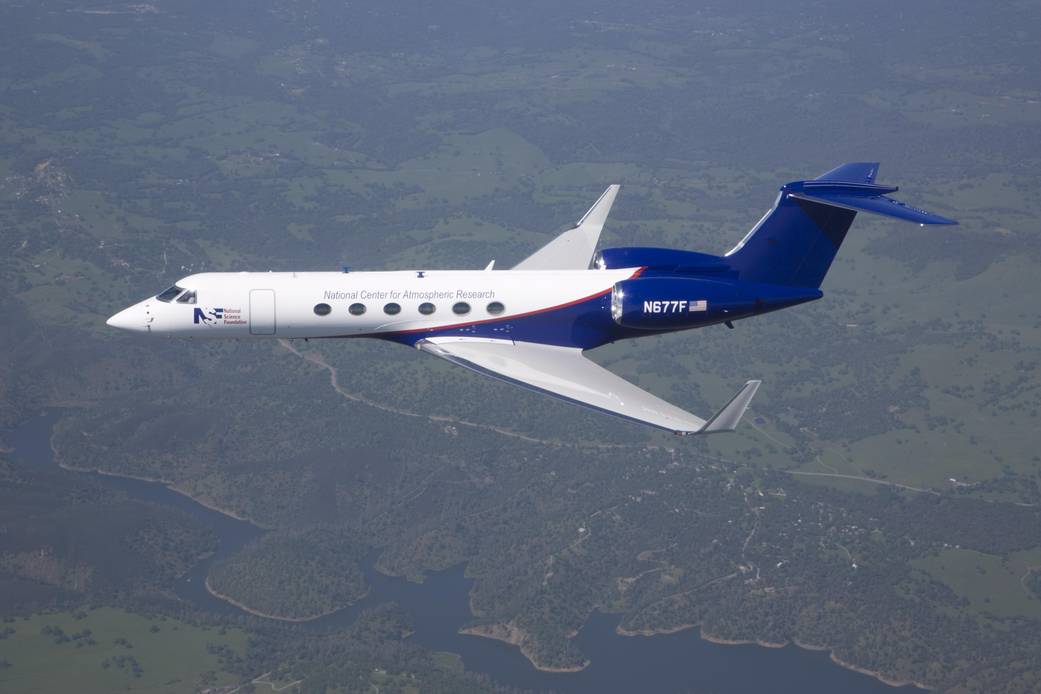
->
[{"left": 611, "top": 277, "right": 822, "bottom": 330}]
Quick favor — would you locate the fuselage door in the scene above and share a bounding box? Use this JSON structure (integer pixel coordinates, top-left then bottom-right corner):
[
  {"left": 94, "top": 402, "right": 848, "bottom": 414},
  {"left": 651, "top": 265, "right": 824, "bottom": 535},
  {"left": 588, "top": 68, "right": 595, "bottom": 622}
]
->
[{"left": 249, "top": 289, "right": 276, "bottom": 335}]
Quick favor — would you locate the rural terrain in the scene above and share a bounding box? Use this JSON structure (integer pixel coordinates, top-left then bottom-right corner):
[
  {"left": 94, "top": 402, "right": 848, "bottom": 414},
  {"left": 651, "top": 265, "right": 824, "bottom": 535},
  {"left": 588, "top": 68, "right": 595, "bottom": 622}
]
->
[{"left": 1, "top": 1, "right": 1040, "bottom": 692}]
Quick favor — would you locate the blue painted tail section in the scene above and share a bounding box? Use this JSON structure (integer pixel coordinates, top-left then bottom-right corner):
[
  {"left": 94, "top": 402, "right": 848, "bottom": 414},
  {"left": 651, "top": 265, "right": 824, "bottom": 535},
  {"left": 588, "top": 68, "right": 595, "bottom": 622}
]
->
[
  {"left": 724, "top": 163, "right": 956, "bottom": 289},
  {"left": 725, "top": 187, "right": 857, "bottom": 289},
  {"left": 814, "top": 161, "right": 880, "bottom": 184}
]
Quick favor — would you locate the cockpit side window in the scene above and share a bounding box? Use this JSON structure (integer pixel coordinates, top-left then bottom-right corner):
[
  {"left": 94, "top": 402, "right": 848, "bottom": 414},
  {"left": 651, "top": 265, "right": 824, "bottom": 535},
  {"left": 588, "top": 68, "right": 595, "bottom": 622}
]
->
[
  {"left": 156, "top": 285, "right": 184, "bottom": 303},
  {"left": 176, "top": 290, "right": 197, "bottom": 304}
]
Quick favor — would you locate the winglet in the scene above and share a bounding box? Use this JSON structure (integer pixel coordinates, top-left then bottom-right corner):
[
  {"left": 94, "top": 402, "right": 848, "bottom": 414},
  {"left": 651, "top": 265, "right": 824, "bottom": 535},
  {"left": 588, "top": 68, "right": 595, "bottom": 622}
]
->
[
  {"left": 575, "top": 183, "right": 620, "bottom": 229},
  {"left": 512, "top": 185, "right": 620, "bottom": 270},
  {"left": 698, "top": 380, "right": 761, "bottom": 434}
]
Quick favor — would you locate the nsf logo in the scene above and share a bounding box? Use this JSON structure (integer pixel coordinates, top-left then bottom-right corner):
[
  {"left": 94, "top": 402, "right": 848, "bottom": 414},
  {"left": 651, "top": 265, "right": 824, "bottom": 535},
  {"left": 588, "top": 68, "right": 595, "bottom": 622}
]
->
[{"left": 193, "top": 307, "right": 224, "bottom": 325}]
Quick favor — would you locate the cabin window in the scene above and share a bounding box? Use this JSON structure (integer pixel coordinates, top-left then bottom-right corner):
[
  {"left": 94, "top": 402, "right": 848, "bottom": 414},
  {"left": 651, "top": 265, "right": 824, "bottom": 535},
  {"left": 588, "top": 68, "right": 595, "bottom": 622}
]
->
[
  {"left": 313, "top": 303, "right": 331, "bottom": 316},
  {"left": 487, "top": 301, "right": 505, "bottom": 315},
  {"left": 384, "top": 302, "right": 401, "bottom": 315},
  {"left": 348, "top": 303, "right": 366, "bottom": 316},
  {"left": 418, "top": 302, "right": 436, "bottom": 315},
  {"left": 452, "top": 302, "right": 471, "bottom": 315},
  {"left": 176, "top": 290, "right": 197, "bottom": 305},
  {"left": 155, "top": 285, "right": 184, "bottom": 303}
]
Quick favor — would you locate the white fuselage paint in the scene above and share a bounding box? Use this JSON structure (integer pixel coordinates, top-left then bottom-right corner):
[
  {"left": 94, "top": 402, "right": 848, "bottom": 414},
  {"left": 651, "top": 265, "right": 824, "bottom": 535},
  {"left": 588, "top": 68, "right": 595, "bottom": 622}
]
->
[{"left": 107, "top": 268, "right": 639, "bottom": 339}]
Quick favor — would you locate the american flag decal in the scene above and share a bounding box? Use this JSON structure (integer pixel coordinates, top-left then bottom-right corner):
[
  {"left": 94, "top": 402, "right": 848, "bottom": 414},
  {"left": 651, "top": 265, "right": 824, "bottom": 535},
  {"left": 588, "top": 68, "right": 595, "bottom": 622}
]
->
[{"left": 689, "top": 300, "right": 708, "bottom": 312}]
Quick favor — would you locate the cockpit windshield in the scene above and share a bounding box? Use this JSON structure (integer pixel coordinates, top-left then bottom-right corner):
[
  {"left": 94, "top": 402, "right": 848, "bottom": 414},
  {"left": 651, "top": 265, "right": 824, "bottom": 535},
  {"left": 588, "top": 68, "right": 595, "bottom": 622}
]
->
[
  {"left": 175, "top": 290, "right": 197, "bottom": 304},
  {"left": 156, "top": 285, "right": 185, "bottom": 302}
]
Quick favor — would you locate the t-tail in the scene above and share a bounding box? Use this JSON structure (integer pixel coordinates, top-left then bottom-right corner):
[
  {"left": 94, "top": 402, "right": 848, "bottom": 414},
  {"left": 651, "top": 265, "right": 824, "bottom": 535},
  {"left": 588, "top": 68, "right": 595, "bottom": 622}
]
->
[{"left": 724, "top": 162, "right": 956, "bottom": 288}]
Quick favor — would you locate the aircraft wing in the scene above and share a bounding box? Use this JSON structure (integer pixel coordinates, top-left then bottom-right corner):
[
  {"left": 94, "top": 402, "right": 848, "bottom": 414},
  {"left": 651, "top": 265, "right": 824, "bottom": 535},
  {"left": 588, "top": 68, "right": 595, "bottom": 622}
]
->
[
  {"left": 417, "top": 337, "right": 760, "bottom": 435},
  {"left": 512, "top": 185, "right": 620, "bottom": 270}
]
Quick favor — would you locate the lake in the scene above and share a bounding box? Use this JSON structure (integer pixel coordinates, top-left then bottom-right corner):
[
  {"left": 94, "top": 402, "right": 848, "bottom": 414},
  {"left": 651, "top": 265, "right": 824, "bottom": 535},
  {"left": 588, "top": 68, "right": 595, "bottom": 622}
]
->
[{"left": 6, "top": 410, "right": 912, "bottom": 693}]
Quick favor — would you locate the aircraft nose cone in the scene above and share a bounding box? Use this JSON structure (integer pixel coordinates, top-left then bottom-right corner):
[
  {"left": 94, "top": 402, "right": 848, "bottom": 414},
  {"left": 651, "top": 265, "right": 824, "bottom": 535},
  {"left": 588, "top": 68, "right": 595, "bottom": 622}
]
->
[{"left": 106, "top": 306, "right": 145, "bottom": 332}]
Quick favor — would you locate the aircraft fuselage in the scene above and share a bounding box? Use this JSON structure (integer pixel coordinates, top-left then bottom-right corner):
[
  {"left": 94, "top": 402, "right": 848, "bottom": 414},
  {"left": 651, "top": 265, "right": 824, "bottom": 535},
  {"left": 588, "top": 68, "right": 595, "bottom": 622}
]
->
[{"left": 105, "top": 267, "right": 806, "bottom": 350}]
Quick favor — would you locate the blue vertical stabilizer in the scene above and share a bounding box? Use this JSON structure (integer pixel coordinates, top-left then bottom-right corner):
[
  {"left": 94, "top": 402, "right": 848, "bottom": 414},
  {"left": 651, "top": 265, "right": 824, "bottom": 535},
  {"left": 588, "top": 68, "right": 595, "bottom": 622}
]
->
[{"left": 724, "top": 163, "right": 956, "bottom": 288}]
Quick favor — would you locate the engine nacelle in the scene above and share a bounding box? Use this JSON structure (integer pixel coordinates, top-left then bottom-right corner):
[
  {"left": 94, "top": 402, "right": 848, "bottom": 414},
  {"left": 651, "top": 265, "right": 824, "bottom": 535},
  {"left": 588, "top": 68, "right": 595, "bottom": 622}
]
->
[
  {"left": 611, "top": 277, "right": 821, "bottom": 330},
  {"left": 594, "top": 247, "right": 730, "bottom": 274}
]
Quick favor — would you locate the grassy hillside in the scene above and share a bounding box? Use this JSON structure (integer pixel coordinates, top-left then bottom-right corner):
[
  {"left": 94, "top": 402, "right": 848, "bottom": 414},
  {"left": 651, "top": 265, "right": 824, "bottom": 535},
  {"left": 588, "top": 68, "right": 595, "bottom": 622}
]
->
[
  {"left": 0, "top": 1, "right": 1039, "bottom": 691},
  {"left": 0, "top": 607, "right": 246, "bottom": 694}
]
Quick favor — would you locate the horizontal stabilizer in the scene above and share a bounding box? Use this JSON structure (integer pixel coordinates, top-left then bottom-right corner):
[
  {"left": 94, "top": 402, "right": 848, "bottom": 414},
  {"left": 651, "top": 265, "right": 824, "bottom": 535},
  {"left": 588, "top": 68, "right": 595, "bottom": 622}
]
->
[
  {"left": 417, "top": 337, "right": 758, "bottom": 435},
  {"left": 805, "top": 162, "right": 954, "bottom": 224},
  {"left": 790, "top": 184, "right": 957, "bottom": 226},
  {"left": 814, "top": 162, "right": 879, "bottom": 184}
]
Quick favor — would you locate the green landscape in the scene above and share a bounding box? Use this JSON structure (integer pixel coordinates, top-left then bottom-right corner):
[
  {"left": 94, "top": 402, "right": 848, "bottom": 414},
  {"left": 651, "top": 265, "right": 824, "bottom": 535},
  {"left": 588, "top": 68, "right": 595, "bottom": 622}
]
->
[
  {"left": 0, "top": 608, "right": 247, "bottom": 693},
  {"left": 1, "top": 0, "right": 1040, "bottom": 692},
  {"left": 207, "top": 528, "right": 368, "bottom": 621}
]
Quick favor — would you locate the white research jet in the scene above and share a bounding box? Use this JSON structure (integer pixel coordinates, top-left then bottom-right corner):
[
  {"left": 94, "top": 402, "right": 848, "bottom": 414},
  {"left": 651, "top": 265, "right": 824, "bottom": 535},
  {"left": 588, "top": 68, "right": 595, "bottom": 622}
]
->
[{"left": 107, "top": 163, "right": 956, "bottom": 434}]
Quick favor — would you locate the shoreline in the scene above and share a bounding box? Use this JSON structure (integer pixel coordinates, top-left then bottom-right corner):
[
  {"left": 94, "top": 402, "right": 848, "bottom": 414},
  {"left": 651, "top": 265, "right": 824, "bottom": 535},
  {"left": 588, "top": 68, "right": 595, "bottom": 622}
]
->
[
  {"left": 49, "top": 439, "right": 366, "bottom": 624},
  {"left": 203, "top": 576, "right": 354, "bottom": 623},
  {"left": 700, "top": 631, "right": 788, "bottom": 649},
  {"left": 617, "top": 623, "right": 930, "bottom": 690},
  {"left": 615, "top": 622, "right": 697, "bottom": 638},
  {"left": 44, "top": 418, "right": 929, "bottom": 688},
  {"left": 60, "top": 460, "right": 261, "bottom": 526},
  {"left": 52, "top": 439, "right": 265, "bottom": 528},
  {"left": 615, "top": 622, "right": 785, "bottom": 649},
  {"left": 459, "top": 623, "right": 590, "bottom": 673},
  {"left": 825, "top": 649, "right": 931, "bottom": 690},
  {"left": 55, "top": 446, "right": 359, "bottom": 624}
]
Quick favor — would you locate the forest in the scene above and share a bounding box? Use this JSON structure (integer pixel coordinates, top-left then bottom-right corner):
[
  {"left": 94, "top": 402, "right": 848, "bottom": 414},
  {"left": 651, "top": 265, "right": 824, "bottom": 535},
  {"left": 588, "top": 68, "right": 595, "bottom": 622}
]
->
[{"left": 2, "top": 0, "right": 1040, "bottom": 692}]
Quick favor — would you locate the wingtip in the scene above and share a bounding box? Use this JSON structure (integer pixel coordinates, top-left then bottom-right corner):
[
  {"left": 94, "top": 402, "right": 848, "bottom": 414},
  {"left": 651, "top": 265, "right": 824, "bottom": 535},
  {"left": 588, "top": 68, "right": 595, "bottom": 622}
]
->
[
  {"left": 918, "top": 214, "right": 958, "bottom": 226},
  {"left": 698, "top": 380, "right": 761, "bottom": 434},
  {"left": 512, "top": 185, "right": 622, "bottom": 270},
  {"left": 576, "top": 184, "right": 621, "bottom": 227}
]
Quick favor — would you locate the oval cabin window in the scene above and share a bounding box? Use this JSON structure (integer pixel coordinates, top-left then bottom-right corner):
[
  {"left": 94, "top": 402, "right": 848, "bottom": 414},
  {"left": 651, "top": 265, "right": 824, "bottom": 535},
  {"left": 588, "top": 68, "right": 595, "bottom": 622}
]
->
[
  {"left": 313, "top": 303, "right": 332, "bottom": 316},
  {"left": 384, "top": 302, "right": 401, "bottom": 315},
  {"left": 418, "top": 302, "right": 436, "bottom": 315},
  {"left": 348, "top": 303, "right": 366, "bottom": 316},
  {"left": 452, "top": 302, "right": 471, "bottom": 315},
  {"left": 487, "top": 301, "right": 505, "bottom": 315}
]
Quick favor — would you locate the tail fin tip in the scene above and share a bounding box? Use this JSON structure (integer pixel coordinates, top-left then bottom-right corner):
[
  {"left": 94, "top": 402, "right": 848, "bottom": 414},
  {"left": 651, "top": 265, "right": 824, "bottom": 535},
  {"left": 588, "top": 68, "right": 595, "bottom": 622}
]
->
[
  {"left": 725, "top": 162, "right": 957, "bottom": 287},
  {"left": 815, "top": 162, "right": 880, "bottom": 184}
]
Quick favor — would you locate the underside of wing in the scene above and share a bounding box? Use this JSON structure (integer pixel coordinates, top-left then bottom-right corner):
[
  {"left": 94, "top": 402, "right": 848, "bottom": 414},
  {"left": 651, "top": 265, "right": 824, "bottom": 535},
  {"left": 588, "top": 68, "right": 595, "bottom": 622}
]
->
[
  {"left": 512, "top": 185, "right": 619, "bottom": 271},
  {"left": 417, "top": 337, "right": 759, "bottom": 435}
]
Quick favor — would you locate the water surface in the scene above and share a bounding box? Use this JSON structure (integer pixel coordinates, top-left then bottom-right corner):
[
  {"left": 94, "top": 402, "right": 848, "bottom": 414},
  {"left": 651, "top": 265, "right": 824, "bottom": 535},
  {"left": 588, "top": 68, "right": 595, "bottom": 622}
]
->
[{"left": 7, "top": 411, "right": 911, "bottom": 693}]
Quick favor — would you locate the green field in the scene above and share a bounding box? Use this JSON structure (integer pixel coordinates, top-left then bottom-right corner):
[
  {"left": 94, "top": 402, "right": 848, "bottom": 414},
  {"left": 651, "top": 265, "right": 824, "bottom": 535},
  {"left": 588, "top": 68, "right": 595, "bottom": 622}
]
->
[
  {"left": 914, "top": 548, "right": 1041, "bottom": 619},
  {"left": 0, "top": 608, "right": 247, "bottom": 693},
  {"left": 1, "top": 1, "right": 1040, "bottom": 691}
]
